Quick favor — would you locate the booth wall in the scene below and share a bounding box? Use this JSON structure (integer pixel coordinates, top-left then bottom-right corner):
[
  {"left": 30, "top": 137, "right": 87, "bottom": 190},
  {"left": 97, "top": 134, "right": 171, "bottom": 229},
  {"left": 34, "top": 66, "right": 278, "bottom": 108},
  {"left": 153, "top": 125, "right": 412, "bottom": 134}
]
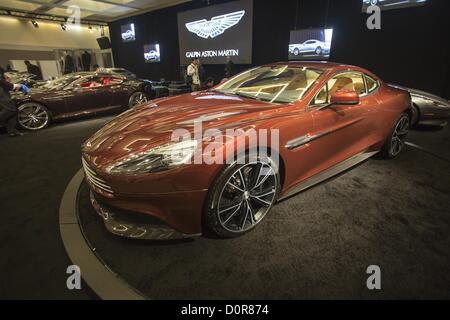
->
[
  {"left": 0, "top": 16, "right": 111, "bottom": 73},
  {"left": 0, "top": 16, "right": 109, "bottom": 50},
  {"left": 109, "top": 0, "right": 450, "bottom": 98}
]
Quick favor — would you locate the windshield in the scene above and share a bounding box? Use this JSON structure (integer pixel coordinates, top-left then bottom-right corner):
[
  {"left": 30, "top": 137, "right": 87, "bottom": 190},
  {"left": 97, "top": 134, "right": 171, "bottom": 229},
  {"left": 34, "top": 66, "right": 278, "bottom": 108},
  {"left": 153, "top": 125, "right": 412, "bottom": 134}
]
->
[
  {"left": 111, "top": 69, "right": 135, "bottom": 78},
  {"left": 41, "top": 74, "right": 84, "bottom": 89},
  {"left": 111, "top": 69, "right": 126, "bottom": 74},
  {"left": 5, "top": 72, "right": 34, "bottom": 83},
  {"left": 215, "top": 65, "right": 323, "bottom": 103}
]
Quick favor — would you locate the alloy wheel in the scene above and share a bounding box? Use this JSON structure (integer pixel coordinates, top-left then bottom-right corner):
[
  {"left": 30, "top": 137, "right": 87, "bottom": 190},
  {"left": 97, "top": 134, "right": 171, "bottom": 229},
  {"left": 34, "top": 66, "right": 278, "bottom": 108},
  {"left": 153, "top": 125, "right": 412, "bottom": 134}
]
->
[
  {"left": 390, "top": 115, "right": 409, "bottom": 156},
  {"left": 216, "top": 160, "right": 277, "bottom": 233},
  {"left": 129, "top": 92, "right": 148, "bottom": 107},
  {"left": 17, "top": 103, "right": 49, "bottom": 130}
]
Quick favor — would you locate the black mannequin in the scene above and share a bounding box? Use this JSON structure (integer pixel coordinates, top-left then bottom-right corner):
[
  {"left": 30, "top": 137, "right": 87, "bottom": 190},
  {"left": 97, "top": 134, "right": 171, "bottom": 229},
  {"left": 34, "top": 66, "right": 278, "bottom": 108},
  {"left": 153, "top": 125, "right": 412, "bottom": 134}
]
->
[{"left": 81, "top": 51, "right": 91, "bottom": 71}]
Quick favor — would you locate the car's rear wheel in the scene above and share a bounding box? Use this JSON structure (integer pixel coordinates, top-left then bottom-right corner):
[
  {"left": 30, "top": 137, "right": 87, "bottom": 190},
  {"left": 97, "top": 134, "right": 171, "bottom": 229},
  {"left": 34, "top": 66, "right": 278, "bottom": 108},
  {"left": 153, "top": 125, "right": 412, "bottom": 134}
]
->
[
  {"left": 17, "top": 102, "right": 50, "bottom": 131},
  {"left": 128, "top": 91, "right": 148, "bottom": 107},
  {"left": 204, "top": 154, "right": 280, "bottom": 238},
  {"left": 380, "top": 112, "right": 409, "bottom": 159}
]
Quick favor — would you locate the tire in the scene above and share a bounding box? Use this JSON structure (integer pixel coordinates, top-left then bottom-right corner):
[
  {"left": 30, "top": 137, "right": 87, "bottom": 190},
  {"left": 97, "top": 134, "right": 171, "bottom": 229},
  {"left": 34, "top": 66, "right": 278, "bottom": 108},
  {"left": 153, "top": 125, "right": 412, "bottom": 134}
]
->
[
  {"left": 315, "top": 46, "right": 322, "bottom": 55},
  {"left": 204, "top": 153, "right": 280, "bottom": 238},
  {"left": 293, "top": 48, "right": 299, "bottom": 56},
  {"left": 410, "top": 104, "right": 420, "bottom": 126},
  {"left": 128, "top": 91, "right": 148, "bottom": 108},
  {"left": 17, "top": 102, "right": 51, "bottom": 131},
  {"left": 379, "top": 112, "right": 410, "bottom": 159}
]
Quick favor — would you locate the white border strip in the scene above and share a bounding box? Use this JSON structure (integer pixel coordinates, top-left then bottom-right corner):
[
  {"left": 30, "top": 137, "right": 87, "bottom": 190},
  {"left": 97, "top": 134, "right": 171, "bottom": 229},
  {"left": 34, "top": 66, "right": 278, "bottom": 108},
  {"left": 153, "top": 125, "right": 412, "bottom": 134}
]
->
[{"left": 59, "top": 168, "right": 146, "bottom": 300}]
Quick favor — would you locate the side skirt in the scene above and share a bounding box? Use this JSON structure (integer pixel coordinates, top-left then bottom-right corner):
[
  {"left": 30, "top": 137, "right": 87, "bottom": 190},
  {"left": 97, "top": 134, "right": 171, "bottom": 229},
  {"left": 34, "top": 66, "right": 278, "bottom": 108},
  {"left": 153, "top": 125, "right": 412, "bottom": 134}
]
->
[
  {"left": 277, "top": 150, "right": 379, "bottom": 201},
  {"left": 53, "top": 105, "right": 125, "bottom": 120}
]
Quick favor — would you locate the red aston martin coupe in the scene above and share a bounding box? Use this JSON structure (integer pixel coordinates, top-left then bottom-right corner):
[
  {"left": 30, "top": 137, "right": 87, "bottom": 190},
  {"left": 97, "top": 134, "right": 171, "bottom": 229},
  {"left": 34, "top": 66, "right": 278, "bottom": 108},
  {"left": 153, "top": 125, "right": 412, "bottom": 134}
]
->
[{"left": 81, "top": 62, "right": 412, "bottom": 239}]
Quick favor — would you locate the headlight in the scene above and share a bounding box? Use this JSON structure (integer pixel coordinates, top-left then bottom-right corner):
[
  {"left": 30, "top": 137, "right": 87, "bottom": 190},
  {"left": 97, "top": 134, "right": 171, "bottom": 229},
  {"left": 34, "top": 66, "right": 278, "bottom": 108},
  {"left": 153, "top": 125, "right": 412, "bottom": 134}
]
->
[{"left": 107, "top": 140, "right": 198, "bottom": 174}]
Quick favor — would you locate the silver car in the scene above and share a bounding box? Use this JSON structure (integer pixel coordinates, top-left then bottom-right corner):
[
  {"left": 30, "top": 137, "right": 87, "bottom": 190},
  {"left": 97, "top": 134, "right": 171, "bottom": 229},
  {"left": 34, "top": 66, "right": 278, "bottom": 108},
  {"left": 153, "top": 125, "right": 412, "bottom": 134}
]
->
[
  {"left": 289, "top": 39, "right": 329, "bottom": 56},
  {"left": 389, "top": 84, "right": 450, "bottom": 126},
  {"left": 121, "top": 30, "right": 134, "bottom": 41}
]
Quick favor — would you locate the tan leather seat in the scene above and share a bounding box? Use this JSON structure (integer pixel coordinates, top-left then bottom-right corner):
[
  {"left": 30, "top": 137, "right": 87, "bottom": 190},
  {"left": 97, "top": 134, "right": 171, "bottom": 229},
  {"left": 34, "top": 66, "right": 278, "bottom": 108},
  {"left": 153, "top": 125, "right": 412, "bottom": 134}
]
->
[
  {"left": 353, "top": 80, "right": 365, "bottom": 94},
  {"left": 286, "top": 73, "right": 307, "bottom": 91},
  {"left": 329, "top": 77, "right": 354, "bottom": 96}
]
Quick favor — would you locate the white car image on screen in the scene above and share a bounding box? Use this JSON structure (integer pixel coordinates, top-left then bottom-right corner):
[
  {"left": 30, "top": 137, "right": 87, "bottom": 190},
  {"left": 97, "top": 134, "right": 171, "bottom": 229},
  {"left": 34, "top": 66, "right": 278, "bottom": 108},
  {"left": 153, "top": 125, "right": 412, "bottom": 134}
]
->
[
  {"left": 144, "top": 50, "right": 160, "bottom": 61},
  {"left": 122, "top": 30, "right": 135, "bottom": 41},
  {"left": 362, "top": 0, "right": 427, "bottom": 10},
  {"left": 289, "top": 39, "right": 329, "bottom": 56}
]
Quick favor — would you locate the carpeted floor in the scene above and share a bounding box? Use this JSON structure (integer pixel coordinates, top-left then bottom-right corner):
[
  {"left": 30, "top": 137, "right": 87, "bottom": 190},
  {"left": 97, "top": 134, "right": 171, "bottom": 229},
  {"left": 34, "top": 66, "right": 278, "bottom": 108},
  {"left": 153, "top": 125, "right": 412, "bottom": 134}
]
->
[
  {"left": 77, "top": 124, "right": 450, "bottom": 299},
  {"left": 0, "top": 116, "right": 449, "bottom": 299},
  {"left": 0, "top": 116, "right": 114, "bottom": 299}
]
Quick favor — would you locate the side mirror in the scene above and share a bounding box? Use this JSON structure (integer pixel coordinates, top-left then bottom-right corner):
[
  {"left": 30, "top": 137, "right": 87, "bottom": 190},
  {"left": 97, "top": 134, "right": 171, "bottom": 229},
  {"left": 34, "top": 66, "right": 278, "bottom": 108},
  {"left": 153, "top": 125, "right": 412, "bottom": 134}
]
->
[{"left": 330, "top": 90, "right": 360, "bottom": 105}]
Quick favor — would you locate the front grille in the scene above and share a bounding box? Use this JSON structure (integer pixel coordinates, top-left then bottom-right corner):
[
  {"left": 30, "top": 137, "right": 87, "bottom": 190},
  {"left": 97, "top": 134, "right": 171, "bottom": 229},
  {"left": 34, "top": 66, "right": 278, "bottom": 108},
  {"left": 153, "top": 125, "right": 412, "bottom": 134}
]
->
[{"left": 82, "top": 157, "right": 114, "bottom": 194}]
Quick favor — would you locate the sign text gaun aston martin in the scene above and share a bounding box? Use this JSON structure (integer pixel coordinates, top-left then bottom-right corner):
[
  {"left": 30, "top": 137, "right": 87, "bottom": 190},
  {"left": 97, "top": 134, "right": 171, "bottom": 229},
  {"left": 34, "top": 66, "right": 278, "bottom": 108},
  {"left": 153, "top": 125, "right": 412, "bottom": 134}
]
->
[
  {"left": 177, "top": 0, "right": 253, "bottom": 64},
  {"left": 185, "top": 49, "right": 239, "bottom": 58}
]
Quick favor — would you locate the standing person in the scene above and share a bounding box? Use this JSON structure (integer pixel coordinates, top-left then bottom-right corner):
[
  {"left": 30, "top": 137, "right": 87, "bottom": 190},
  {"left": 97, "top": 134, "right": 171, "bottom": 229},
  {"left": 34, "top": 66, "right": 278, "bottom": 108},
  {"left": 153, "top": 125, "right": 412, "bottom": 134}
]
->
[
  {"left": 204, "top": 77, "right": 215, "bottom": 90},
  {"left": 0, "top": 67, "right": 28, "bottom": 137},
  {"left": 24, "top": 60, "right": 43, "bottom": 80},
  {"left": 224, "top": 56, "right": 234, "bottom": 78},
  {"left": 198, "top": 61, "right": 206, "bottom": 87},
  {"left": 64, "top": 53, "right": 75, "bottom": 74},
  {"left": 187, "top": 58, "right": 201, "bottom": 92},
  {"left": 81, "top": 51, "right": 91, "bottom": 71}
]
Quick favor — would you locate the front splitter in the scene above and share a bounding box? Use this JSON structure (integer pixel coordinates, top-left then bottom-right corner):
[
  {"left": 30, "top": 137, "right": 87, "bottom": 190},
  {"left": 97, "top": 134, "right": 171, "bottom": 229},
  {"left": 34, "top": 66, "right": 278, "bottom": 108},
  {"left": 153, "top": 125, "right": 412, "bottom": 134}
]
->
[{"left": 90, "top": 191, "right": 201, "bottom": 240}]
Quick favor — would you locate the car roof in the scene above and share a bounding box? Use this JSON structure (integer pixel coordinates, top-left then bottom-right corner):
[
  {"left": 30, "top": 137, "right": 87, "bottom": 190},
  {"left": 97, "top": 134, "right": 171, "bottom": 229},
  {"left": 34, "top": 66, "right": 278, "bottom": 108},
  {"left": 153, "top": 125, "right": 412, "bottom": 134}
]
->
[
  {"left": 271, "top": 61, "right": 349, "bottom": 69},
  {"left": 269, "top": 61, "right": 374, "bottom": 75}
]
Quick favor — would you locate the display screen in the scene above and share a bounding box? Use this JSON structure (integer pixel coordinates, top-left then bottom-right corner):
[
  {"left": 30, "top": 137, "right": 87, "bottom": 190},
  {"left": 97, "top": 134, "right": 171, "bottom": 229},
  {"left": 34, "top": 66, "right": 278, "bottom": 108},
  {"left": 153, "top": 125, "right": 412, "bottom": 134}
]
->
[
  {"left": 121, "top": 23, "right": 135, "bottom": 42},
  {"left": 362, "top": 0, "right": 427, "bottom": 11},
  {"left": 177, "top": 0, "right": 253, "bottom": 65},
  {"left": 144, "top": 44, "right": 161, "bottom": 63},
  {"left": 288, "top": 28, "right": 333, "bottom": 60}
]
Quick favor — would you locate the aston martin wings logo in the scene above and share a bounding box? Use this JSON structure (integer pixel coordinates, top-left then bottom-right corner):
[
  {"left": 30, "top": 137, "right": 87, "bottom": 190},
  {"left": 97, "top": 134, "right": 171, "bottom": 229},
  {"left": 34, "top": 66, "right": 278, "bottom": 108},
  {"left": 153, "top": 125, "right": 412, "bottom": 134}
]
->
[{"left": 185, "top": 10, "right": 245, "bottom": 39}]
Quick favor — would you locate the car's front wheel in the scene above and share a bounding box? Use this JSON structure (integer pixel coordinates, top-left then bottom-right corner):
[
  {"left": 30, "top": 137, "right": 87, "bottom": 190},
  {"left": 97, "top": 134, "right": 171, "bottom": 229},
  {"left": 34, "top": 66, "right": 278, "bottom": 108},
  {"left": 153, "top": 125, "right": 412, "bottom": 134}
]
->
[
  {"left": 128, "top": 91, "right": 148, "bottom": 107},
  {"left": 17, "top": 102, "right": 50, "bottom": 131},
  {"left": 380, "top": 112, "right": 410, "bottom": 159},
  {"left": 204, "top": 155, "right": 280, "bottom": 238},
  {"left": 315, "top": 46, "right": 322, "bottom": 55},
  {"left": 293, "top": 48, "right": 299, "bottom": 56}
]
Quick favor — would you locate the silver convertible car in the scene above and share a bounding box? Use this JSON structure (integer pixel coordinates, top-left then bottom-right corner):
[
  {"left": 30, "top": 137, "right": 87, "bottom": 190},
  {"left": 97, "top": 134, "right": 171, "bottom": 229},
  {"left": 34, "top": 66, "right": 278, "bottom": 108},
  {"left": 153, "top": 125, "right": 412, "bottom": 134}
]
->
[
  {"left": 289, "top": 40, "right": 330, "bottom": 57},
  {"left": 389, "top": 84, "right": 450, "bottom": 126}
]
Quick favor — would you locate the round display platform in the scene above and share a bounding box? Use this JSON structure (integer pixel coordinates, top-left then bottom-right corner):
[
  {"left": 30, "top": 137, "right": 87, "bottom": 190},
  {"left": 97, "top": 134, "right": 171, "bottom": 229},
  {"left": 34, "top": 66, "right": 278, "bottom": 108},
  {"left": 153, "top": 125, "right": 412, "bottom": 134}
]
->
[{"left": 75, "top": 138, "right": 450, "bottom": 299}]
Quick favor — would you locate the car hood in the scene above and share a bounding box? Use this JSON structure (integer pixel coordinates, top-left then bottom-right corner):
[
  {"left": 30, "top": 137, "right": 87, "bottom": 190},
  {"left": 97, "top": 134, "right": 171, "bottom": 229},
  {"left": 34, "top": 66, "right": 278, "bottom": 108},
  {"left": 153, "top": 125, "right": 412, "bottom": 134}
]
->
[{"left": 82, "top": 91, "right": 288, "bottom": 168}]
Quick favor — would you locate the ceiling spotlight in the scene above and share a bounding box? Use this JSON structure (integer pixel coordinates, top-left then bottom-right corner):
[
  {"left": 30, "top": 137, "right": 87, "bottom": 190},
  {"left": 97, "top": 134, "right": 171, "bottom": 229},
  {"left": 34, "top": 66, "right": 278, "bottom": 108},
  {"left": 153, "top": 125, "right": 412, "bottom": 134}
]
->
[
  {"left": 31, "top": 20, "right": 39, "bottom": 28},
  {"left": 60, "top": 23, "right": 67, "bottom": 31}
]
